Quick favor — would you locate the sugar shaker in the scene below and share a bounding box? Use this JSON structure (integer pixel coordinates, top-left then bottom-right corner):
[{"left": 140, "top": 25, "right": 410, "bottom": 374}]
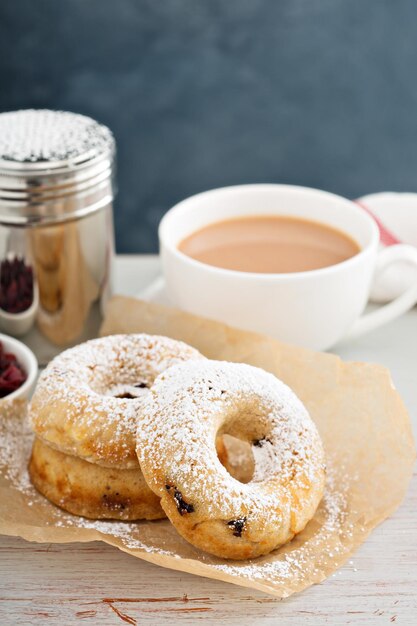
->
[{"left": 0, "top": 109, "right": 115, "bottom": 363}]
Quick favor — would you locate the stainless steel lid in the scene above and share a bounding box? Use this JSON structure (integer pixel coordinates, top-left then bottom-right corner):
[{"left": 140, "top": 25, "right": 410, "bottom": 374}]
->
[{"left": 0, "top": 110, "right": 115, "bottom": 226}]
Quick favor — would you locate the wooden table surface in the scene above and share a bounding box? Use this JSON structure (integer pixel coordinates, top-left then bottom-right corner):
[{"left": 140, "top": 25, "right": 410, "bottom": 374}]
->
[{"left": 1, "top": 255, "right": 416, "bottom": 626}]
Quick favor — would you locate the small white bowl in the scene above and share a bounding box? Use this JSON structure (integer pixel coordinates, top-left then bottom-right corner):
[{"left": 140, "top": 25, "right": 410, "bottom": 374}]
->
[
  {"left": 0, "top": 282, "right": 39, "bottom": 337},
  {"left": 0, "top": 333, "right": 38, "bottom": 401}
]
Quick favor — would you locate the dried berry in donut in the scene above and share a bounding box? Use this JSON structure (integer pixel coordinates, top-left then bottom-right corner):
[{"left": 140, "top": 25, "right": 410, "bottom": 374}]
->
[
  {"left": 137, "top": 360, "right": 326, "bottom": 560},
  {"left": 29, "top": 334, "right": 205, "bottom": 468},
  {"left": 28, "top": 333, "right": 205, "bottom": 521}
]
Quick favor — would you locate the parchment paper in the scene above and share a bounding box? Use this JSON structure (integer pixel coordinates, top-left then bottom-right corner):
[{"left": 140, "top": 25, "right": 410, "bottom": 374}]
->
[{"left": 0, "top": 295, "right": 415, "bottom": 598}]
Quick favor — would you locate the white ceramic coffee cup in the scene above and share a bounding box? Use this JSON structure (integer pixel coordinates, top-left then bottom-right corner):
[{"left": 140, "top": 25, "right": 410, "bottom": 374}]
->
[{"left": 159, "top": 184, "right": 417, "bottom": 350}]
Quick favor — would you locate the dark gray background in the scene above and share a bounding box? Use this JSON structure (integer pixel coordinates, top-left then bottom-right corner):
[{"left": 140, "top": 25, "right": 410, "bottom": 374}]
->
[{"left": 1, "top": 0, "right": 416, "bottom": 252}]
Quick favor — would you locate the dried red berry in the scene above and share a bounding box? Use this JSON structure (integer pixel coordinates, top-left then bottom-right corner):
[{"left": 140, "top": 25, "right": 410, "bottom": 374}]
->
[
  {"left": 0, "top": 341, "right": 27, "bottom": 397},
  {"left": 0, "top": 256, "right": 34, "bottom": 314},
  {"left": 227, "top": 517, "right": 247, "bottom": 537}
]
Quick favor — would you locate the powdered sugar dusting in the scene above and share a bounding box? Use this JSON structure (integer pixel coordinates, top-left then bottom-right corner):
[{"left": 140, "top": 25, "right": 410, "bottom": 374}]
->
[
  {"left": 209, "top": 459, "right": 355, "bottom": 581},
  {"left": 0, "top": 399, "right": 33, "bottom": 494},
  {"left": 137, "top": 360, "right": 326, "bottom": 531},
  {"left": 0, "top": 399, "right": 356, "bottom": 586},
  {"left": 29, "top": 334, "right": 204, "bottom": 468}
]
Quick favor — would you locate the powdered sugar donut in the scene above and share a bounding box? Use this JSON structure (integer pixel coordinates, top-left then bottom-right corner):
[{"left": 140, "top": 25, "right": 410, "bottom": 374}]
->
[
  {"left": 137, "top": 360, "right": 326, "bottom": 560},
  {"left": 29, "top": 334, "right": 204, "bottom": 469},
  {"left": 29, "top": 437, "right": 164, "bottom": 520}
]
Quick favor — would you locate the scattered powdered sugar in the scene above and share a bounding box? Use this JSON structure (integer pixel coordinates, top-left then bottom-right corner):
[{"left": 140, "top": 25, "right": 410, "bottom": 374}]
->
[
  {"left": 209, "top": 461, "right": 354, "bottom": 581},
  {"left": 29, "top": 334, "right": 204, "bottom": 467},
  {"left": 0, "top": 398, "right": 356, "bottom": 584},
  {"left": 53, "top": 517, "right": 178, "bottom": 557},
  {"left": 0, "top": 109, "right": 113, "bottom": 163},
  {"left": 137, "top": 360, "right": 326, "bottom": 526},
  {"left": 0, "top": 399, "right": 34, "bottom": 494}
]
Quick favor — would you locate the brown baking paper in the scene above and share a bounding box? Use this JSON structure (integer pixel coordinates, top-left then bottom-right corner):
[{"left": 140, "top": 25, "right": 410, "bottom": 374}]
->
[{"left": 0, "top": 295, "right": 415, "bottom": 598}]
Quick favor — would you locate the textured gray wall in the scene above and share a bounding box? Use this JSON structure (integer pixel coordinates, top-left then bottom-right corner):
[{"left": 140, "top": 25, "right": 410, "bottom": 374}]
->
[{"left": 1, "top": 0, "right": 417, "bottom": 252}]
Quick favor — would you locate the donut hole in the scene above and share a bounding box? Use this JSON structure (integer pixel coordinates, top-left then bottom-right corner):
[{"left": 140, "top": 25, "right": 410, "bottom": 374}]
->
[
  {"left": 217, "top": 405, "right": 274, "bottom": 484},
  {"left": 106, "top": 382, "right": 150, "bottom": 400},
  {"left": 86, "top": 369, "right": 151, "bottom": 398},
  {"left": 219, "top": 434, "right": 255, "bottom": 484},
  {"left": 84, "top": 356, "right": 154, "bottom": 398}
]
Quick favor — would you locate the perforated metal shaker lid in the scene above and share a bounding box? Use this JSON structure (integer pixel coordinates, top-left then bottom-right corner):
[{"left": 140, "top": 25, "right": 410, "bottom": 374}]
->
[{"left": 0, "top": 109, "right": 116, "bottom": 225}]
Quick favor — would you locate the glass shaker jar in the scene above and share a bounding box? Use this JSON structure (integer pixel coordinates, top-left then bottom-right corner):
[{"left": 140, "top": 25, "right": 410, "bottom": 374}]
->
[{"left": 0, "top": 109, "right": 115, "bottom": 364}]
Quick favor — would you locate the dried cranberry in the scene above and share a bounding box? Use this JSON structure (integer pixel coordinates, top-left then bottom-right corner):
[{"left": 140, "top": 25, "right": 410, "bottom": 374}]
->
[
  {"left": 174, "top": 491, "right": 194, "bottom": 515},
  {"left": 0, "top": 256, "right": 34, "bottom": 314},
  {"left": 168, "top": 488, "right": 194, "bottom": 515},
  {"left": 253, "top": 437, "right": 272, "bottom": 448},
  {"left": 227, "top": 517, "right": 247, "bottom": 537},
  {"left": 0, "top": 341, "right": 27, "bottom": 397}
]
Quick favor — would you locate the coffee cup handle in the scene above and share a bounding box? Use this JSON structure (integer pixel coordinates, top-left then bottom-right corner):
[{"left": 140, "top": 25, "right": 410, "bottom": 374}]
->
[{"left": 344, "top": 244, "right": 417, "bottom": 341}]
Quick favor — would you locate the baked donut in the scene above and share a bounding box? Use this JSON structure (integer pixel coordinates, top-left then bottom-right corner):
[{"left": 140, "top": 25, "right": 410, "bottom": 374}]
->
[
  {"left": 136, "top": 360, "right": 326, "bottom": 560},
  {"left": 29, "top": 435, "right": 231, "bottom": 521},
  {"left": 29, "top": 334, "right": 204, "bottom": 468},
  {"left": 28, "top": 334, "right": 205, "bottom": 520},
  {"left": 29, "top": 437, "right": 163, "bottom": 520}
]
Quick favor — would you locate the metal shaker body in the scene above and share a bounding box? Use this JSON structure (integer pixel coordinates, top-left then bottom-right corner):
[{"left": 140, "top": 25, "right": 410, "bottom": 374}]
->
[{"left": 0, "top": 110, "right": 116, "bottom": 364}]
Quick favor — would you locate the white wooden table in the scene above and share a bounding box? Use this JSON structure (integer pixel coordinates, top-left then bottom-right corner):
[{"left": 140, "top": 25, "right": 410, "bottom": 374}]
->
[{"left": 1, "top": 255, "right": 416, "bottom": 626}]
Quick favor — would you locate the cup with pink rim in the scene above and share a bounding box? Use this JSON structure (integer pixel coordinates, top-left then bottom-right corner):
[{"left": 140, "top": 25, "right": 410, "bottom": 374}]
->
[{"left": 157, "top": 184, "right": 417, "bottom": 351}]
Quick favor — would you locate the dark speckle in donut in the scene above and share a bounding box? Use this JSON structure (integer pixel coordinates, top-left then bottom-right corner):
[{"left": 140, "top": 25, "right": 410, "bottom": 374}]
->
[
  {"left": 114, "top": 382, "right": 149, "bottom": 399},
  {"left": 227, "top": 517, "right": 247, "bottom": 537},
  {"left": 173, "top": 489, "right": 194, "bottom": 515},
  {"left": 101, "top": 493, "right": 127, "bottom": 511},
  {"left": 207, "top": 382, "right": 227, "bottom": 395},
  {"left": 253, "top": 437, "right": 272, "bottom": 448},
  {"left": 114, "top": 392, "right": 136, "bottom": 399}
]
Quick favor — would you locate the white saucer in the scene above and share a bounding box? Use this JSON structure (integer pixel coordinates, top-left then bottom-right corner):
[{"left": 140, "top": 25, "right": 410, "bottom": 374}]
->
[{"left": 138, "top": 276, "right": 171, "bottom": 305}]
